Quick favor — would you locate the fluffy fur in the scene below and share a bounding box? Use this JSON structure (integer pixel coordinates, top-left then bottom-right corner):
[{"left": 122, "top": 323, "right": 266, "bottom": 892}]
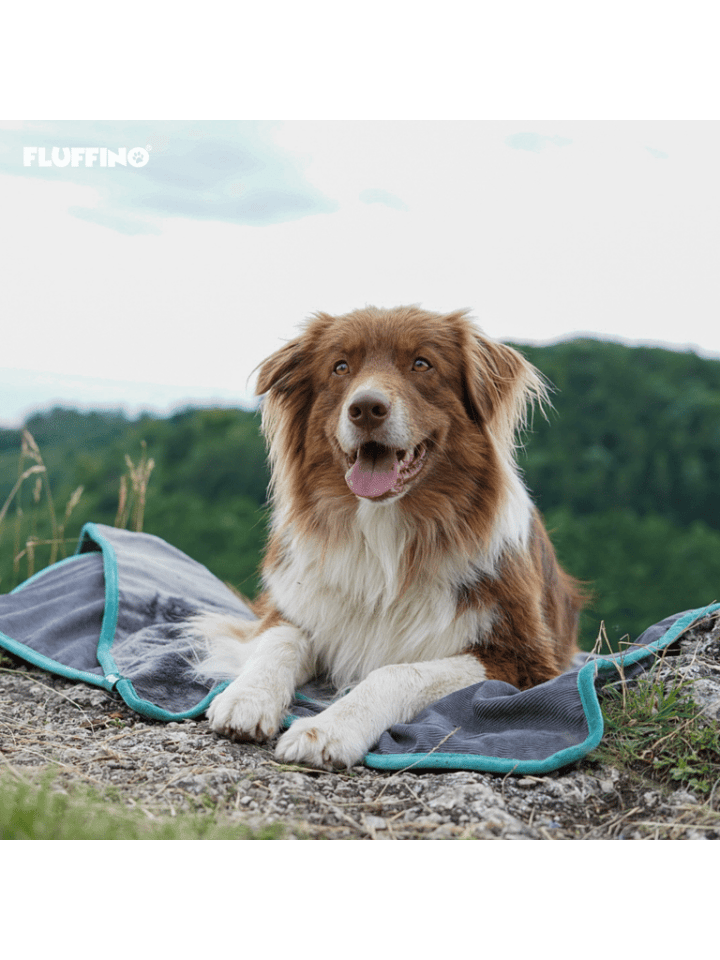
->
[{"left": 197, "top": 305, "right": 583, "bottom": 769}]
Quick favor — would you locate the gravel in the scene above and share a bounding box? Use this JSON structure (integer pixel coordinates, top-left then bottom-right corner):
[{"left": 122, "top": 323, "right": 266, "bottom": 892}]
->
[{"left": 1, "top": 613, "right": 719, "bottom": 840}]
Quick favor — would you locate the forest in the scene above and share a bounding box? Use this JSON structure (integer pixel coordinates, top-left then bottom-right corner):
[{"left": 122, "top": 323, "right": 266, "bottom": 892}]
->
[{"left": 1, "top": 336, "right": 719, "bottom": 651}]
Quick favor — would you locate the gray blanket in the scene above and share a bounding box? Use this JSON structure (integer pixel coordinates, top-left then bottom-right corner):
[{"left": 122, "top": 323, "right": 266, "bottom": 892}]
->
[{"left": 1, "top": 522, "right": 716, "bottom": 773}]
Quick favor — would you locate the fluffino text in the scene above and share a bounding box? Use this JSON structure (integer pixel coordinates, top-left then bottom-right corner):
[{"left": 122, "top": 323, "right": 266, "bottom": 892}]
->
[{"left": 23, "top": 147, "right": 150, "bottom": 168}]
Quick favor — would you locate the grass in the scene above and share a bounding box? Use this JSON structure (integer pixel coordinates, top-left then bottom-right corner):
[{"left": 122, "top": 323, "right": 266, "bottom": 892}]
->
[
  {"left": 1, "top": 429, "right": 154, "bottom": 590},
  {"left": 597, "top": 653, "right": 720, "bottom": 799},
  {"left": 0, "top": 771, "right": 284, "bottom": 840}
]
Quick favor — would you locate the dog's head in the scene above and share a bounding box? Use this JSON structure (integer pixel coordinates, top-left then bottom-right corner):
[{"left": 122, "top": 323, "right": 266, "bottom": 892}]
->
[{"left": 256, "top": 306, "right": 547, "bottom": 504}]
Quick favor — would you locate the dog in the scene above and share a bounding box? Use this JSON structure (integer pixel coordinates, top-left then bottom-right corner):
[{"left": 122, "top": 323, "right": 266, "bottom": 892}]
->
[{"left": 196, "top": 305, "right": 584, "bottom": 769}]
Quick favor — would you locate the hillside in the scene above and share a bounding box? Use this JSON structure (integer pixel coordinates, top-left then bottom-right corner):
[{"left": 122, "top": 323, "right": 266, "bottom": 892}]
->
[
  {"left": 0, "top": 406, "right": 270, "bottom": 597},
  {"left": 2, "top": 337, "right": 720, "bottom": 649}
]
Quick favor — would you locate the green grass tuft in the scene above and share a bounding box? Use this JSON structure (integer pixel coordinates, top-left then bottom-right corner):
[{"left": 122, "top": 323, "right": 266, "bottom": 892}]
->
[
  {"left": 0, "top": 773, "right": 284, "bottom": 840},
  {"left": 598, "top": 673, "right": 720, "bottom": 797}
]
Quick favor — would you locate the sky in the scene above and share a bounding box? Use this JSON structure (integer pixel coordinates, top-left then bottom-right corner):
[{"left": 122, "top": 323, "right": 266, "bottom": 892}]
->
[{"left": 2, "top": 4, "right": 719, "bottom": 427}]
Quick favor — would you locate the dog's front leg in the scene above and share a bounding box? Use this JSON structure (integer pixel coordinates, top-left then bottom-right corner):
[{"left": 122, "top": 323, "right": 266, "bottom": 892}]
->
[
  {"left": 207, "top": 624, "right": 313, "bottom": 742},
  {"left": 276, "top": 654, "right": 487, "bottom": 770}
]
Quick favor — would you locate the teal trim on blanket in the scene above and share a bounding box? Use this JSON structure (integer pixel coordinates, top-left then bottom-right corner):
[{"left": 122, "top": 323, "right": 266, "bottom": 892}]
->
[
  {"left": 78, "top": 523, "right": 121, "bottom": 681},
  {"left": 1, "top": 523, "right": 220, "bottom": 721},
  {"left": 361, "top": 602, "right": 720, "bottom": 774},
  {"left": 0, "top": 626, "right": 115, "bottom": 690},
  {"left": 0, "top": 553, "right": 114, "bottom": 690},
  {"left": 11, "top": 553, "right": 85, "bottom": 594},
  {"left": 77, "top": 523, "right": 221, "bottom": 721},
  {"left": 113, "top": 677, "right": 221, "bottom": 721}
]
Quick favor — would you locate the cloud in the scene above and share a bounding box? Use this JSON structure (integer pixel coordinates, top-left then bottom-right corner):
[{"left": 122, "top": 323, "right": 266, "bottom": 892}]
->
[
  {"left": 0, "top": 121, "right": 338, "bottom": 232},
  {"left": 646, "top": 146, "right": 669, "bottom": 159},
  {"left": 359, "top": 187, "right": 409, "bottom": 211},
  {"left": 505, "top": 132, "right": 573, "bottom": 152}
]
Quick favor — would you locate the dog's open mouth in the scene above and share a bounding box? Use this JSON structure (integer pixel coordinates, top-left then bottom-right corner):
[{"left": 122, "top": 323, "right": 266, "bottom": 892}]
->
[{"left": 344, "top": 441, "right": 428, "bottom": 500}]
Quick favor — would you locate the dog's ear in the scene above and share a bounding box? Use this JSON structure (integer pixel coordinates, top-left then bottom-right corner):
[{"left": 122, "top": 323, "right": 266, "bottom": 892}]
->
[
  {"left": 255, "top": 334, "right": 314, "bottom": 458},
  {"left": 463, "top": 332, "right": 548, "bottom": 450},
  {"left": 255, "top": 312, "right": 337, "bottom": 397},
  {"left": 255, "top": 337, "right": 308, "bottom": 397}
]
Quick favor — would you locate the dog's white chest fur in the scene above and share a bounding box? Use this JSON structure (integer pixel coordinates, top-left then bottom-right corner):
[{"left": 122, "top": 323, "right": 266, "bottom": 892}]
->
[{"left": 267, "top": 501, "right": 491, "bottom": 689}]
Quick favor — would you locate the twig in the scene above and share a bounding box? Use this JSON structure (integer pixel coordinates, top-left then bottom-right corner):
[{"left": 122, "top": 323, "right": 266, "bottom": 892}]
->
[
  {"left": 374, "top": 725, "right": 462, "bottom": 801},
  {"left": 0, "top": 667, "right": 96, "bottom": 728}
]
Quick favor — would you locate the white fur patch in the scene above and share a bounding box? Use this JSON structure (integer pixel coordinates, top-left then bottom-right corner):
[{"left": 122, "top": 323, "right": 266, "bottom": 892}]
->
[
  {"left": 266, "top": 500, "right": 494, "bottom": 691},
  {"left": 205, "top": 624, "right": 312, "bottom": 741},
  {"left": 336, "top": 375, "right": 413, "bottom": 454},
  {"left": 277, "top": 654, "right": 487, "bottom": 769}
]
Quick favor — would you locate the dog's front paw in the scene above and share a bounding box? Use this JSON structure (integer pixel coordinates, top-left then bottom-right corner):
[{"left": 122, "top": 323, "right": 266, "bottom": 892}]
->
[
  {"left": 275, "top": 715, "right": 369, "bottom": 770},
  {"left": 207, "top": 676, "right": 285, "bottom": 741}
]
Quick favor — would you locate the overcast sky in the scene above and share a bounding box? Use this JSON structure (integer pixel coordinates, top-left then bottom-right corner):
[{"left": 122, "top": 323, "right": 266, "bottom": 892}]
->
[{"left": 2, "top": 5, "right": 718, "bottom": 426}]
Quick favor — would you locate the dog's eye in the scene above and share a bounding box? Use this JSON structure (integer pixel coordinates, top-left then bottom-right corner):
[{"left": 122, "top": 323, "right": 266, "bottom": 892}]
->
[
  {"left": 412, "top": 357, "right": 432, "bottom": 371},
  {"left": 333, "top": 360, "right": 350, "bottom": 376}
]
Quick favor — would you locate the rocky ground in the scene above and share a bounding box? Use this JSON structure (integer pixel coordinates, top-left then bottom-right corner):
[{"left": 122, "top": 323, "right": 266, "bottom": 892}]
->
[{"left": 1, "top": 613, "right": 719, "bottom": 840}]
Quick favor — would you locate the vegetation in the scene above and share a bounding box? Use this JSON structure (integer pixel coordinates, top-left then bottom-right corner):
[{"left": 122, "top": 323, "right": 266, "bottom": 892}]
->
[
  {"left": 598, "top": 667, "right": 720, "bottom": 798},
  {"left": 0, "top": 771, "right": 284, "bottom": 840},
  {"left": 0, "top": 405, "right": 270, "bottom": 598},
  {"left": 590, "top": 619, "right": 720, "bottom": 831},
  {"left": 1, "top": 336, "right": 720, "bottom": 650}
]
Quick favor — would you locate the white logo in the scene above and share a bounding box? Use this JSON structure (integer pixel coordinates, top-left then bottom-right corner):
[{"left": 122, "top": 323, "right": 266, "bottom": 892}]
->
[{"left": 23, "top": 147, "right": 150, "bottom": 168}]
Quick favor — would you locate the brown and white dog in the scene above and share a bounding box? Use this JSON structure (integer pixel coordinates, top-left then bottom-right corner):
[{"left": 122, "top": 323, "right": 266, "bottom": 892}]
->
[{"left": 197, "top": 305, "right": 583, "bottom": 769}]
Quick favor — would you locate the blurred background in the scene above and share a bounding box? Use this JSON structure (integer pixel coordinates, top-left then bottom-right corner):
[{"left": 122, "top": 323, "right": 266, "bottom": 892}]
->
[{"left": 2, "top": 3, "right": 718, "bottom": 649}]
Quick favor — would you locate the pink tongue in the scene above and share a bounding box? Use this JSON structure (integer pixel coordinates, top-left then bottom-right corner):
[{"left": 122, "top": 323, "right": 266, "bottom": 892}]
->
[{"left": 345, "top": 447, "right": 399, "bottom": 498}]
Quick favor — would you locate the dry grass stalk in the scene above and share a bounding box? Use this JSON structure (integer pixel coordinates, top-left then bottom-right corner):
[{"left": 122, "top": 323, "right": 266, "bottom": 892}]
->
[
  {"left": 2, "top": 427, "right": 155, "bottom": 588},
  {"left": 20, "top": 430, "right": 59, "bottom": 564},
  {"left": 56, "top": 485, "right": 84, "bottom": 550},
  {"left": 114, "top": 475, "right": 129, "bottom": 529},
  {"left": 117, "top": 442, "right": 155, "bottom": 532},
  {"left": 0, "top": 464, "right": 45, "bottom": 527}
]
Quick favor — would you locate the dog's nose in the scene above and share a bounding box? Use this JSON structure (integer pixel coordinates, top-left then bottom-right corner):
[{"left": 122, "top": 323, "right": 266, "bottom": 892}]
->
[{"left": 348, "top": 390, "right": 390, "bottom": 429}]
